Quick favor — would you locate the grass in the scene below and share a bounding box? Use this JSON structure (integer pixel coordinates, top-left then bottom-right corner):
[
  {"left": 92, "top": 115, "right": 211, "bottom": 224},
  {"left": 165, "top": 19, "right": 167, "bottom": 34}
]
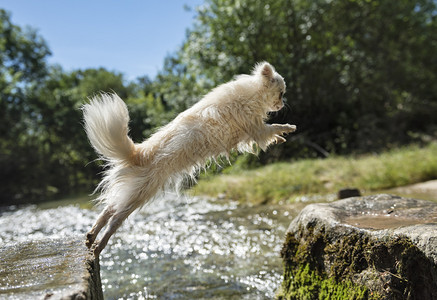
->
[{"left": 191, "top": 142, "right": 437, "bottom": 204}]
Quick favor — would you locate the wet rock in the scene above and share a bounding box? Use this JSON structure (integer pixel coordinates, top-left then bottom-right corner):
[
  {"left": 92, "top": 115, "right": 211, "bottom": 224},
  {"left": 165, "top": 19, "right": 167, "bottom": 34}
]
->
[
  {"left": 278, "top": 194, "right": 437, "bottom": 300},
  {"left": 0, "top": 236, "right": 103, "bottom": 299}
]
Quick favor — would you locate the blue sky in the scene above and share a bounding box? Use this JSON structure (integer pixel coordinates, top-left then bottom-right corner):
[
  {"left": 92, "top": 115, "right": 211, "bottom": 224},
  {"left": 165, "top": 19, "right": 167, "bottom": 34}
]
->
[{"left": 0, "top": 0, "right": 204, "bottom": 80}]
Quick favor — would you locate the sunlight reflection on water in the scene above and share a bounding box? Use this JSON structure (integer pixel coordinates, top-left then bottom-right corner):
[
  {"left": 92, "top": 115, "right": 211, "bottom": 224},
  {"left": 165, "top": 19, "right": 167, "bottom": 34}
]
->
[{"left": 0, "top": 195, "right": 303, "bottom": 299}]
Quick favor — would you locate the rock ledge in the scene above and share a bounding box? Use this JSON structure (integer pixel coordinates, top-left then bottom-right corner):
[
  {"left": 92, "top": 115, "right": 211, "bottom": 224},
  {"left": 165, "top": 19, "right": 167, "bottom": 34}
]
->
[
  {"left": 278, "top": 194, "right": 437, "bottom": 300},
  {"left": 0, "top": 236, "right": 103, "bottom": 300}
]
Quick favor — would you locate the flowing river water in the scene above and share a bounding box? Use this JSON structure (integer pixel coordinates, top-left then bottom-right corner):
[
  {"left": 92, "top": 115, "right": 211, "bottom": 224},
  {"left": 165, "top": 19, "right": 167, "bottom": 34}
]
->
[
  {"left": 2, "top": 182, "right": 435, "bottom": 299},
  {"left": 0, "top": 195, "right": 307, "bottom": 299}
]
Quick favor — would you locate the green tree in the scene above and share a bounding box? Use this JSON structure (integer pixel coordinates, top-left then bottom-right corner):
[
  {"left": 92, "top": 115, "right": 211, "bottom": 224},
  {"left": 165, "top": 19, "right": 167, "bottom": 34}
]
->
[
  {"left": 22, "top": 67, "right": 137, "bottom": 202},
  {"left": 0, "top": 9, "right": 52, "bottom": 204},
  {"left": 153, "top": 54, "right": 205, "bottom": 114},
  {"left": 168, "top": 0, "right": 437, "bottom": 160},
  {"left": 0, "top": 9, "right": 50, "bottom": 145}
]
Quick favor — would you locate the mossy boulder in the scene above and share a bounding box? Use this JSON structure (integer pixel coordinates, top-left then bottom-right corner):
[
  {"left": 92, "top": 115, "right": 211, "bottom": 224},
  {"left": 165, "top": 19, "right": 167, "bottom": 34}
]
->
[{"left": 278, "top": 194, "right": 437, "bottom": 300}]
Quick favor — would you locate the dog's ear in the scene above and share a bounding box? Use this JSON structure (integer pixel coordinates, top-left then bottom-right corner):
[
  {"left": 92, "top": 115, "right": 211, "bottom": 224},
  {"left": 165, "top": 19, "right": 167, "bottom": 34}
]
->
[{"left": 254, "top": 62, "right": 275, "bottom": 81}]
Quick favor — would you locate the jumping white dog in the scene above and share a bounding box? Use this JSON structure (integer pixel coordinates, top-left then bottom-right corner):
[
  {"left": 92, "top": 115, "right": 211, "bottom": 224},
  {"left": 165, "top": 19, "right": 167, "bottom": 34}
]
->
[{"left": 82, "top": 62, "right": 296, "bottom": 255}]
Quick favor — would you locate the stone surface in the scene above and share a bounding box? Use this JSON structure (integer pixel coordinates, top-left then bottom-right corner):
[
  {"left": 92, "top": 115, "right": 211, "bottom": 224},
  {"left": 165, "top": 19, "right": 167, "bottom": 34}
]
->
[
  {"left": 0, "top": 236, "right": 103, "bottom": 299},
  {"left": 278, "top": 194, "right": 437, "bottom": 300}
]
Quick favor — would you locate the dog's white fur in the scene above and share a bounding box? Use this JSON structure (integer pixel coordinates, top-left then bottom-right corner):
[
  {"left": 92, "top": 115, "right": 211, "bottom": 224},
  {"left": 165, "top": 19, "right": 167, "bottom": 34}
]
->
[{"left": 83, "top": 62, "right": 296, "bottom": 255}]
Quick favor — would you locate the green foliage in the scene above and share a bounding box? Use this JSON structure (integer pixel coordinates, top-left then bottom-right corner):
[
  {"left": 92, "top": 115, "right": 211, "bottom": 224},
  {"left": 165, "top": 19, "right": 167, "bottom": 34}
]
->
[
  {"left": 126, "top": 92, "right": 170, "bottom": 141},
  {"left": 0, "top": 9, "right": 51, "bottom": 203},
  {"left": 2, "top": 0, "right": 437, "bottom": 203},
  {"left": 0, "top": 9, "right": 50, "bottom": 141},
  {"left": 24, "top": 68, "right": 132, "bottom": 197},
  {"left": 0, "top": 9, "right": 161, "bottom": 203},
  {"left": 172, "top": 0, "right": 437, "bottom": 158}
]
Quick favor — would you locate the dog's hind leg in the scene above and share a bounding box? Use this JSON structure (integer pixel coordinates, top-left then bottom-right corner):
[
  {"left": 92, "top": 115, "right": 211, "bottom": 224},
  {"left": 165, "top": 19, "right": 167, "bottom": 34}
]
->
[
  {"left": 86, "top": 205, "right": 115, "bottom": 248},
  {"left": 92, "top": 206, "right": 137, "bottom": 256}
]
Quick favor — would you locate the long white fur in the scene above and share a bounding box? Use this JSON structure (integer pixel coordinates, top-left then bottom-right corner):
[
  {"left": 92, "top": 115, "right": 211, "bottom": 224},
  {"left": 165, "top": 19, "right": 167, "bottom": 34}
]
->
[
  {"left": 83, "top": 62, "right": 296, "bottom": 254},
  {"left": 83, "top": 94, "right": 135, "bottom": 162}
]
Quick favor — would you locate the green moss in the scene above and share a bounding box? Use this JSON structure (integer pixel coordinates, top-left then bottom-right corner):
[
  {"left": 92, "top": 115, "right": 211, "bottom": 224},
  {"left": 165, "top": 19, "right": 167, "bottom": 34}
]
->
[
  {"left": 326, "top": 233, "right": 371, "bottom": 279},
  {"left": 278, "top": 229, "right": 378, "bottom": 300},
  {"left": 277, "top": 263, "right": 374, "bottom": 300},
  {"left": 278, "top": 227, "right": 437, "bottom": 299}
]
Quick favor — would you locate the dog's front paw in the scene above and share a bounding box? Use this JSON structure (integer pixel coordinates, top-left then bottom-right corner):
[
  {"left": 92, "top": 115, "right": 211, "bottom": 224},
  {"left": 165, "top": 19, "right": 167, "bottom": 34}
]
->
[
  {"left": 274, "top": 135, "right": 287, "bottom": 144},
  {"left": 272, "top": 124, "right": 297, "bottom": 135},
  {"left": 283, "top": 124, "right": 297, "bottom": 133}
]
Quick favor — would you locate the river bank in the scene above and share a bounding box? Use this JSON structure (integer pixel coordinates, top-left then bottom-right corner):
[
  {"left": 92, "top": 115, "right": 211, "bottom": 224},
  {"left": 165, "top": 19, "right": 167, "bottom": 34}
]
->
[
  {"left": 193, "top": 143, "right": 437, "bottom": 204},
  {"left": 384, "top": 179, "right": 437, "bottom": 201}
]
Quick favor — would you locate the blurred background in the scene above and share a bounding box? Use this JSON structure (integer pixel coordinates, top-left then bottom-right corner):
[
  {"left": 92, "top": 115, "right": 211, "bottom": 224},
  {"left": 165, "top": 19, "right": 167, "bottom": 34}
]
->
[{"left": 1, "top": 0, "right": 436, "bottom": 205}]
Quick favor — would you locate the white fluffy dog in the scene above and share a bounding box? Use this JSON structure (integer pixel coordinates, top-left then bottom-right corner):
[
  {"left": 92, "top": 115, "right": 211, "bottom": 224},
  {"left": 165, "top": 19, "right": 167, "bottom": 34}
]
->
[{"left": 83, "top": 62, "right": 296, "bottom": 255}]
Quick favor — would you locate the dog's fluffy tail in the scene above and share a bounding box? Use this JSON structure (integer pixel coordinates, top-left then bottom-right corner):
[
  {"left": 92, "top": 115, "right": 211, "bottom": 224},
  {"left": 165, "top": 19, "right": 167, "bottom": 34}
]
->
[{"left": 82, "top": 93, "right": 135, "bottom": 164}]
